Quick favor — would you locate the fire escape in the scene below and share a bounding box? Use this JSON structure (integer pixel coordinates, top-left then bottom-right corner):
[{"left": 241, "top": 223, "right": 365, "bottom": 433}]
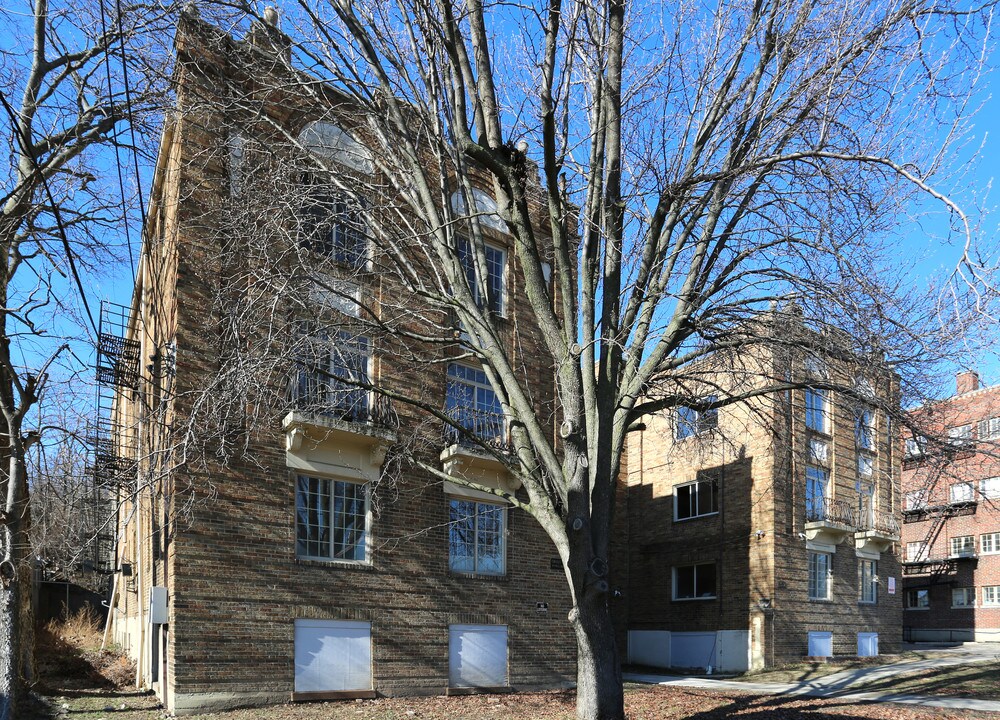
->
[
  {"left": 900, "top": 447, "right": 978, "bottom": 585},
  {"left": 86, "top": 301, "right": 140, "bottom": 573}
]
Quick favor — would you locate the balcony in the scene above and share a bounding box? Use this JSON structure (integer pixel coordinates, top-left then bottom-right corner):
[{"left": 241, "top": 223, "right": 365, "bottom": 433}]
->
[
  {"left": 855, "top": 508, "right": 901, "bottom": 555},
  {"left": 902, "top": 556, "right": 958, "bottom": 577},
  {"left": 283, "top": 370, "right": 397, "bottom": 480},
  {"left": 441, "top": 408, "right": 520, "bottom": 496},
  {"left": 804, "top": 498, "right": 856, "bottom": 548}
]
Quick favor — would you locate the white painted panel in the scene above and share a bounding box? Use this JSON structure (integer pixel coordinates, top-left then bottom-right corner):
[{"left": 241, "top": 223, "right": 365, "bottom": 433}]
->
[
  {"left": 670, "top": 632, "right": 716, "bottom": 669},
  {"left": 715, "top": 630, "right": 750, "bottom": 672},
  {"left": 449, "top": 624, "right": 508, "bottom": 687},
  {"left": 808, "top": 631, "right": 832, "bottom": 657},
  {"left": 627, "top": 630, "right": 670, "bottom": 667},
  {"left": 857, "top": 632, "right": 878, "bottom": 657},
  {"left": 294, "top": 619, "right": 372, "bottom": 692}
]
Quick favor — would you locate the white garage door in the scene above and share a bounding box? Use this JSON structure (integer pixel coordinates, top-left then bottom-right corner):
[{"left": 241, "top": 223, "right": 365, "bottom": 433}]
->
[
  {"left": 857, "top": 632, "right": 878, "bottom": 657},
  {"left": 670, "top": 632, "right": 716, "bottom": 670},
  {"left": 294, "top": 619, "right": 372, "bottom": 692},
  {"left": 807, "top": 631, "right": 832, "bottom": 658},
  {"left": 449, "top": 624, "right": 508, "bottom": 688}
]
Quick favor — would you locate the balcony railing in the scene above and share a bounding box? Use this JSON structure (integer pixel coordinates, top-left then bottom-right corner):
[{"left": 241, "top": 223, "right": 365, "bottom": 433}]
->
[
  {"left": 293, "top": 369, "right": 397, "bottom": 429},
  {"left": 806, "top": 497, "right": 856, "bottom": 527},
  {"left": 444, "top": 407, "right": 513, "bottom": 455},
  {"left": 856, "top": 508, "right": 900, "bottom": 536}
]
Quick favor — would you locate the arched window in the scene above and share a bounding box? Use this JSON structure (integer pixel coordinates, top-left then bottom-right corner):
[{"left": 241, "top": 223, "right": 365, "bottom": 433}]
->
[
  {"left": 298, "top": 121, "right": 373, "bottom": 173},
  {"left": 450, "top": 187, "right": 506, "bottom": 232}
]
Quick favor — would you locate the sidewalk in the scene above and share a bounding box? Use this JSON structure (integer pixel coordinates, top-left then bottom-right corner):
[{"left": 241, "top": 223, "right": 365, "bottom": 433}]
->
[{"left": 624, "top": 644, "right": 1000, "bottom": 713}]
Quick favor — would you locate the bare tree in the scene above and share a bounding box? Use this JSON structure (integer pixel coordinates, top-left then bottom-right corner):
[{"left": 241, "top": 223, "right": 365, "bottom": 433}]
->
[
  {"left": 0, "top": 0, "right": 169, "bottom": 714},
  {"left": 154, "top": 1, "right": 999, "bottom": 717}
]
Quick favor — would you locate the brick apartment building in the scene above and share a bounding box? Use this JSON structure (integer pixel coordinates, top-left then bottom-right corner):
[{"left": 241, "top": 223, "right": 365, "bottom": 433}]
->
[
  {"left": 901, "top": 370, "right": 1000, "bottom": 642},
  {"left": 614, "top": 318, "right": 903, "bottom": 672},
  {"left": 104, "top": 11, "right": 575, "bottom": 713}
]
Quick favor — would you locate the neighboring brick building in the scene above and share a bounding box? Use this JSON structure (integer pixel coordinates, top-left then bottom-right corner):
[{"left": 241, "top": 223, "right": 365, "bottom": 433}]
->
[
  {"left": 900, "top": 370, "right": 1000, "bottom": 642},
  {"left": 105, "top": 11, "right": 574, "bottom": 714},
  {"left": 614, "top": 314, "right": 903, "bottom": 671}
]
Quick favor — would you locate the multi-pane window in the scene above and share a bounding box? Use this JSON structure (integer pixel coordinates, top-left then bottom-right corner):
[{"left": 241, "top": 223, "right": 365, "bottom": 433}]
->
[
  {"left": 983, "top": 586, "right": 1000, "bottom": 606},
  {"left": 673, "top": 563, "right": 717, "bottom": 600},
  {"left": 906, "top": 588, "right": 929, "bottom": 609},
  {"left": 906, "top": 541, "right": 928, "bottom": 562},
  {"left": 805, "top": 389, "right": 829, "bottom": 433},
  {"left": 979, "top": 416, "right": 1000, "bottom": 440},
  {"left": 952, "top": 588, "right": 976, "bottom": 608},
  {"left": 981, "top": 477, "right": 1000, "bottom": 499},
  {"left": 675, "top": 479, "right": 719, "bottom": 520},
  {"left": 855, "top": 408, "right": 875, "bottom": 450},
  {"left": 857, "top": 454, "right": 874, "bottom": 478},
  {"left": 456, "top": 237, "right": 506, "bottom": 315},
  {"left": 296, "top": 331, "right": 371, "bottom": 421},
  {"left": 805, "top": 466, "right": 829, "bottom": 520},
  {"left": 950, "top": 535, "right": 976, "bottom": 557},
  {"left": 981, "top": 532, "right": 1000, "bottom": 555},
  {"left": 904, "top": 490, "right": 928, "bottom": 511},
  {"left": 675, "top": 397, "right": 718, "bottom": 440},
  {"left": 445, "top": 364, "right": 504, "bottom": 443},
  {"left": 905, "top": 436, "right": 926, "bottom": 458},
  {"left": 947, "top": 424, "right": 973, "bottom": 446},
  {"left": 300, "top": 184, "right": 367, "bottom": 269},
  {"left": 448, "top": 499, "right": 506, "bottom": 575},
  {"left": 808, "top": 552, "right": 831, "bottom": 600},
  {"left": 859, "top": 560, "right": 877, "bottom": 604},
  {"left": 295, "top": 475, "right": 368, "bottom": 562},
  {"left": 950, "top": 482, "right": 975, "bottom": 503}
]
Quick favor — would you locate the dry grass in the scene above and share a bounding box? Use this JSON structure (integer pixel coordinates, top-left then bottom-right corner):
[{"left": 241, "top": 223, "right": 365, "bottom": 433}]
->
[
  {"left": 851, "top": 660, "right": 1000, "bottom": 699},
  {"left": 733, "top": 652, "right": 951, "bottom": 685},
  {"left": 35, "top": 606, "right": 136, "bottom": 692}
]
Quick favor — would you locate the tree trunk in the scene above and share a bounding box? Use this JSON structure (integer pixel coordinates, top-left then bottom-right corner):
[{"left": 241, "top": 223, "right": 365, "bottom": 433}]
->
[
  {"left": 0, "top": 528, "right": 23, "bottom": 720},
  {"left": 571, "top": 588, "right": 624, "bottom": 720}
]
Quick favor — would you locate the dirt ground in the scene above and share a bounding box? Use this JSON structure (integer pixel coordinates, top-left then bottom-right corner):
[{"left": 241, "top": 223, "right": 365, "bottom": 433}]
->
[{"left": 30, "top": 611, "right": 1000, "bottom": 720}]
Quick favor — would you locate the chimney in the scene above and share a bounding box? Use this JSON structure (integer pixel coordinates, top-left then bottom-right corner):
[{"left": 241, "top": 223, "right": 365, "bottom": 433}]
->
[{"left": 957, "top": 369, "right": 980, "bottom": 395}]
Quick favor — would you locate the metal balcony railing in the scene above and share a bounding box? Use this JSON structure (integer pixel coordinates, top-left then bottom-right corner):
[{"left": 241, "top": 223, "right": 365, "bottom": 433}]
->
[
  {"left": 443, "top": 407, "right": 513, "bottom": 455},
  {"left": 856, "top": 508, "right": 901, "bottom": 536},
  {"left": 805, "top": 497, "right": 856, "bottom": 527},
  {"left": 293, "top": 369, "right": 397, "bottom": 429}
]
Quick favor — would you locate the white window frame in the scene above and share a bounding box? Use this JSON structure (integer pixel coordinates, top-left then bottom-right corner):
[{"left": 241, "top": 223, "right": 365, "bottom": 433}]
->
[
  {"left": 672, "top": 563, "right": 717, "bottom": 601},
  {"left": 906, "top": 588, "right": 930, "bottom": 610},
  {"left": 295, "top": 474, "right": 370, "bottom": 564},
  {"left": 448, "top": 497, "right": 507, "bottom": 576},
  {"left": 904, "top": 489, "right": 928, "bottom": 511},
  {"left": 857, "top": 453, "right": 874, "bottom": 478},
  {"left": 805, "top": 388, "right": 829, "bottom": 434},
  {"left": 981, "top": 532, "right": 1000, "bottom": 555},
  {"left": 952, "top": 588, "right": 976, "bottom": 608},
  {"left": 855, "top": 407, "right": 876, "bottom": 451},
  {"left": 906, "top": 541, "right": 928, "bottom": 562},
  {"left": 295, "top": 330, "right": 372, "bottom": 420},
  {"left": 905, "top": 436, "right": 926, "bottom": 458},
  {"left": 859, "top": 559, "right": 877, "bottom": 604},
  {"left": 947, "top": 424, "right": 973, "bottom": 446},
  {"left": 808, "top": 552, "right": 832, "bottom": 601},
  {"left": 949, "top": 482, "right": 975, "bottom": 504},
  {"left": 805, "top": 465, "right": 830, "bottom": 520},
  {"left": 674, "top": 478, "right": 719, "bottom": 521},
  {"left": 456, "top": 236, "right": 507, "bottom": 316},
  {"left": 445, "top": 363, "right": 505, "bottom": 444},
  {"left": 979, "top": 416, "right": 1000, "bottom": 440},
  {"left": 981, "top": 477, "right": 1000, "bottom": 500},
  {"left": 949, "top": 535, "right": 976, "bottom": 557},
  {"left": 983, "top": 586, "right": 1000, "bottom": 607}
]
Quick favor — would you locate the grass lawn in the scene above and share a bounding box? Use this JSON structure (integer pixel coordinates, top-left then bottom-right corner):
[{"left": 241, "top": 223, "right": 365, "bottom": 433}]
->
[{"left": 849, "top": 660, "right": 1000, "bottom": 699}]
